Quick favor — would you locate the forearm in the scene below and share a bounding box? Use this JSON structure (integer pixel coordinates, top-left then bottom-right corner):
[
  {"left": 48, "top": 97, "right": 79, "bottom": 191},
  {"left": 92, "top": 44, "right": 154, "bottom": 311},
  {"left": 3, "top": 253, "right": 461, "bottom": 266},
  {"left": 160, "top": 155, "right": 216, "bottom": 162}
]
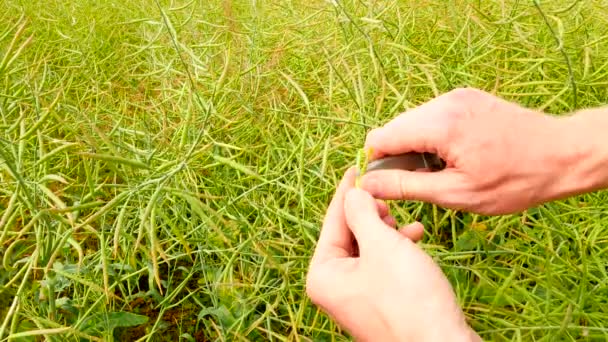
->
[{"left": 550, "top": 107, "right": 608, "bottom": 200}]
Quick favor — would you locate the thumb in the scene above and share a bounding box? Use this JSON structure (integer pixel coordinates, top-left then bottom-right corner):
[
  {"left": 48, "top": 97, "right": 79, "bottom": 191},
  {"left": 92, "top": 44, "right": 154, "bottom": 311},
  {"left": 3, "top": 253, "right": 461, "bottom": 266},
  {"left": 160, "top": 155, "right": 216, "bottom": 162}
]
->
[
  {"left": 360, "top": 169, "right": 467, "bottom": 207},
  {"left": 343, "top": 188, "right": 393, "bottom": 250}
]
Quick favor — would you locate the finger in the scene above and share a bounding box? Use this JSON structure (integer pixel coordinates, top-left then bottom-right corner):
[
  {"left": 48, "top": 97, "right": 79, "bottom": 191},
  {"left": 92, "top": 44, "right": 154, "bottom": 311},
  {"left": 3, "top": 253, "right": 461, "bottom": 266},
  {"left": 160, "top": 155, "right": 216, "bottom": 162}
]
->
[
  {"left": 399, "top": 222, "right": 424, "bottom": 242},
  {"left": 344, "top": 188, "right": 393, "bottom": 252},
  {"left": 364, "top": 95, "right": 454, "bottom": 159},
  {"left": 376, "top": 199, "right": 389, "bottom": 218},
  {"left": 382, "top": 215, "right": 397, "bottom": 228},
  {"left": 311, "top": 167, "right": 358, "bottom": 264},
  {"left": 359, "top": 169, "right": 467, "bottom": 205}
]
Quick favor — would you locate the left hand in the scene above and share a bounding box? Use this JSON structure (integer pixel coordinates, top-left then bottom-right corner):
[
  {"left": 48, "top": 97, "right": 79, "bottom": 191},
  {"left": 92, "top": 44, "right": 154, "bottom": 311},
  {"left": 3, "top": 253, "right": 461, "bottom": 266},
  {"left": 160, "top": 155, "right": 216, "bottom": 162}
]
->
[{"left": 306, "top": 167, "right": 480, "bottom": 342}]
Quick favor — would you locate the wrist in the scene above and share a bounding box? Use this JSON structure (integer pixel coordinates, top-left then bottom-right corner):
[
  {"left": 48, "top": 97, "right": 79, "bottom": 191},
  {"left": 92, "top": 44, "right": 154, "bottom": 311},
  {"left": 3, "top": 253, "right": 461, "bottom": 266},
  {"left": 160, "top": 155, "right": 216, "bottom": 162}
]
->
[{"left": 549, "top": 109, "right": 608, "bottom": 200}]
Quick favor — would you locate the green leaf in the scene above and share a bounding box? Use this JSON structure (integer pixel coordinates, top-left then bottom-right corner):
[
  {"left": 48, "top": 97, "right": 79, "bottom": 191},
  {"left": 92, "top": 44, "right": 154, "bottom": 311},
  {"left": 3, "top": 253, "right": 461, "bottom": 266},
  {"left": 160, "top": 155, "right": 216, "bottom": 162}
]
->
[
  {"left": 180, "top": 333, "right": 196, "bottom": 342},
  {"left": 80, "top": 312, "right": 149, "bottom": 334},
  {"left": 198, "top": 305, "right": 236, "bottom": 327},
  {"left": 454, "top": 230, "right": 481, "bottom": 252}
]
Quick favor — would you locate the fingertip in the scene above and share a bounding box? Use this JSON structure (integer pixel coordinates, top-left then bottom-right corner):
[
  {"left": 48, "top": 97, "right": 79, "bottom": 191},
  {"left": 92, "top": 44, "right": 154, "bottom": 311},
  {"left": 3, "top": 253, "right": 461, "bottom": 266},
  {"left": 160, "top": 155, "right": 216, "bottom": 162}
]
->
[
  {"left": 344, "top": 166, "right": 358, "bottom": 179},
  {"left": 334, "top": 167, "right": 358, "bottom": 195},
  {"left": 382, "top": 215, "right": 397, "bottom": 228},
  {"left": 344, "top": 188, "right": 381, "bottom": 227},
  {"left": 399, "top": 222, "right": 425, "bottom": 242},
  {"left": 376, "top": 199, "right": 389, "bottom": 217},
  {"left": 364, "top": 129, "right": 388, "bottom": 160},
  {"left": 364, "top": 127, "right": 381, "bottom": 145},
  {"left": 347, "top": 165, "right": 358, "bottom": 173},
  {"left": 344, "top": 187, "right": 375, "bottom": 205}
]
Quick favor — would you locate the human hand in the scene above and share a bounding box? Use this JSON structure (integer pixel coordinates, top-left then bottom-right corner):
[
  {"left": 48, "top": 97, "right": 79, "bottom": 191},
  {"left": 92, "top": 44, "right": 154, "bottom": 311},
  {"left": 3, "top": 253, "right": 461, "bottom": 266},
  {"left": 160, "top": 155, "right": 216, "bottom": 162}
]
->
[
  {"left": 361, "top": 87, "right": 577, "bottom": 215},
  {"left": 306, "top": 168, "right": 480, "bottom": 342}
]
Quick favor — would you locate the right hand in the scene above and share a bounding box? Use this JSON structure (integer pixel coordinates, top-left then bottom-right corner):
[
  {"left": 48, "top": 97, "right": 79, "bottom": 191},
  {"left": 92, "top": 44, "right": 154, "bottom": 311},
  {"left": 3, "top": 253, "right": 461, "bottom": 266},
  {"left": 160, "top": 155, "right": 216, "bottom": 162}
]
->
[{"left": 360, "top": 88, "right": 578, "bottom": 215}]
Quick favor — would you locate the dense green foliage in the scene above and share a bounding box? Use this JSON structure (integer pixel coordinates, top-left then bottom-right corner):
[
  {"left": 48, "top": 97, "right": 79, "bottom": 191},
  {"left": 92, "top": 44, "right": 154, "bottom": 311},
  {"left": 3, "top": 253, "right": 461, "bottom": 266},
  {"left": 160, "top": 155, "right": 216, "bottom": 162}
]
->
[{"left": 1, "top": 0, "right": 608, "bottom": 340}]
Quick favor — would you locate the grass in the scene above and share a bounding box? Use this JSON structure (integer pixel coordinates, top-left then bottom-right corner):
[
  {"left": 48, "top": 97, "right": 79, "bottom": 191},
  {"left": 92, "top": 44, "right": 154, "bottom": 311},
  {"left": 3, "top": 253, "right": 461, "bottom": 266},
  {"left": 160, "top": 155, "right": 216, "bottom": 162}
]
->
[{"left": 1, "top": 0, "right": 608, "bottom": 340}]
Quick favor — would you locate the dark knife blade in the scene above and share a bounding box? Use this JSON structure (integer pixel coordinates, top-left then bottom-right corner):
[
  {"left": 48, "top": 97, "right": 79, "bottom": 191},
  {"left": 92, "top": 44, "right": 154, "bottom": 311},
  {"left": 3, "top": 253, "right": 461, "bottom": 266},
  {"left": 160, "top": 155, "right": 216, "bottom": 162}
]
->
[{"left": 365, "top": 152, "right": 446, "bottom": 173}]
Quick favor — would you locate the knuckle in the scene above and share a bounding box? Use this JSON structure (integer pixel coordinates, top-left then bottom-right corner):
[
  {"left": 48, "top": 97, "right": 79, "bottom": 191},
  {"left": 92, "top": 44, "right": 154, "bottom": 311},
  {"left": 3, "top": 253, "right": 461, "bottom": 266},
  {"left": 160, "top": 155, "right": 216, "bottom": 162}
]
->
[
  {"left": 441, "top": 191, "right": 467, "bottom": 210},
  {"left": 439, "top": 88, "right": 486, "bottom": 139},
  {"left": 397, "top": 174, "right": 409, "bottom": 199},
  {"left": 443, "top": 88, "right": 480, "bottom": 116},
  {"left": 442, "top": 109, "right": 466, "bottom": 129},
  {"left": 472, "top": 191, "right": 506, "bottom": 215}
]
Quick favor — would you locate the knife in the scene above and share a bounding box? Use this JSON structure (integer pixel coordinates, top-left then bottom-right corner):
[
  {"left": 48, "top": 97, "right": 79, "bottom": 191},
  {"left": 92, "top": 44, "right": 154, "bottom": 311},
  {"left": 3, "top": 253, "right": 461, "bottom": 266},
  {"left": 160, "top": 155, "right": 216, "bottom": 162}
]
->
[{"left": 365, "top": 152, "right": 446, "bottom": 173}]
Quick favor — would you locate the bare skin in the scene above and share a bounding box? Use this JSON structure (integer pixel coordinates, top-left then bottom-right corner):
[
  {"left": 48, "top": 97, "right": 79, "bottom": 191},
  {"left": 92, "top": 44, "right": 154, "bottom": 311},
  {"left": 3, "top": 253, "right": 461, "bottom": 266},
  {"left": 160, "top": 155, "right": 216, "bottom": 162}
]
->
[
  {"left": 361, "top": 87, "right": 608, "bottom": 215},
  {"left": 308, "top": 87, "right": 608, "bottom": 341},
  {"left": 306, "top": 168, "right": 481, "bottom": 342}
]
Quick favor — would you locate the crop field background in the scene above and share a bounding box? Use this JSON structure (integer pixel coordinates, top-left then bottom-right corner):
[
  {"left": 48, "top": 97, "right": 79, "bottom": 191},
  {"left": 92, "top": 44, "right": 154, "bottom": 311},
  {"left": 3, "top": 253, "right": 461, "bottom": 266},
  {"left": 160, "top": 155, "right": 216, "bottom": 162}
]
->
[{"left": 1, "top": 0, "right": 608, "bottom": 341}]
